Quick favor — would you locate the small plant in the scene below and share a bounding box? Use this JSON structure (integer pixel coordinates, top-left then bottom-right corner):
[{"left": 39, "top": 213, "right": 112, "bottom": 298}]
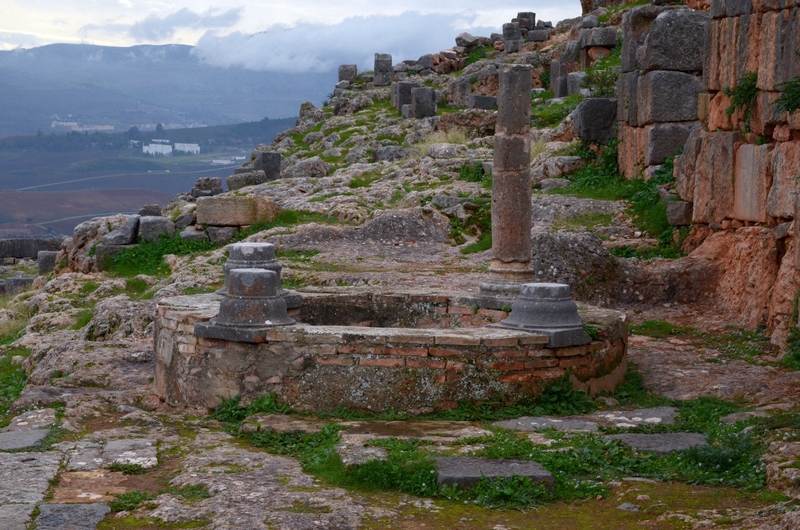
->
[
  {"left": 458, "top": 162, "right": 485, "bottom": 183},
  {"left": 109, "top": 490, "right": 155, "bottom": 512},
  {"left": 166, "top": 484, "right": 212, "bottom": 501},
  {"left": 109, "top": 462, "right": 148, "bottom": 475},
  {"left": 531, "top": 93, "right": 584, "bottom": 128},
  {"left": 539, "top": 70, "right": 551, "bottom": 90},
  {"left": 211, "top": 393, "right": 290, "bottom": 430},
  {"left": 463, "top": 46, "right": 493, "bottom": 68},
  {"left": 349, "top": 170, "right": 383, "bottom": 189},
  {"left": 584, "top": 324, "right": 600, "bottom": 340},
  {"left": 582, "top": 68, "right": 619, "bottom": 97},
  {"left": 775, "top": 77, "right": 800, "bottom": 116},
  {"left": 71, "top": 309, "right": 94, "bottom": 330},
  {"left": 724, "top": 72, "right": 759, "bottom": 132}
]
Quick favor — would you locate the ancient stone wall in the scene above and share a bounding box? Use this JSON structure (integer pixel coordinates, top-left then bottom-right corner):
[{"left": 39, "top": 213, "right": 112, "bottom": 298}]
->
[
  {"left": 154, "top": 292, "right": 627, "bottom": 412},
  {"left": 671, "top": 0, "right": 800, "bottom": 342},
  {"left": 617, "top": 5, "right": 710, "bottom": 179}
]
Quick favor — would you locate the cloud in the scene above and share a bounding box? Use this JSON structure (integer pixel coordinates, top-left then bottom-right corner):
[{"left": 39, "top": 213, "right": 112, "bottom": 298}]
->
[
  {"left": 0, "top": 31, "right": 47, "bottom": 50},
  {"left": 81, "top": 7, "right": 244, "bottom": 43},
  {"left": 193, "top": 12, "right": 499, "bottom": 73}
]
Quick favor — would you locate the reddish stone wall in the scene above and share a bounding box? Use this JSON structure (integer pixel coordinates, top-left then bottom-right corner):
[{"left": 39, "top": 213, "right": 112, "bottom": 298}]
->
[
  {"left": 154, "top": 293, "right": 627, "bottom": 412},
  {"left": 672, "top": 1, "right": 800, "bottom": 343}
]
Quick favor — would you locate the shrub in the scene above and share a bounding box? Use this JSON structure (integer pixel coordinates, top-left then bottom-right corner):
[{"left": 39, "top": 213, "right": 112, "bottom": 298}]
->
[{"left": 724, "top": 72, "right": 759, "bottom": 132}]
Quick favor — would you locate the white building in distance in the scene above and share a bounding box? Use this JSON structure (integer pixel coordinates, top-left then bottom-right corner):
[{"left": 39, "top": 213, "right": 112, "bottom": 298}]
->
[
  {"left": 174, "top": 143, "right": 201, "bottom": 154},
  {"left": 143, "top": 144, "right": 173, "bottom": 156}
]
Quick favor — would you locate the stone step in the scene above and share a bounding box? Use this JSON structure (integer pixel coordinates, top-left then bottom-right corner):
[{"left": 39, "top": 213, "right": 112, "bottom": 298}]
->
[{"left": 435, "top": 456, "right": 554, "bottom": 491}]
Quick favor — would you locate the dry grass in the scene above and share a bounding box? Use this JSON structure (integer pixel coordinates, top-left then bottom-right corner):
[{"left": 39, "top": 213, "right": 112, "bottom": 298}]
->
[
  {"left": 530, "top": 138, "right": 549, "bottom": 162},
  {"left": 413, "top": 128, "right": 470, "bottom": 157},
  {"left": 0, "top": 295, "right": 32, "bottom": 345}
]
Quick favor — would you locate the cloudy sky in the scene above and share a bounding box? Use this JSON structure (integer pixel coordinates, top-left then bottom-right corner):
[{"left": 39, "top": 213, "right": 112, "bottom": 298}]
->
[{"left": 0, "top": 1, "right": 581, "bottom": 71}]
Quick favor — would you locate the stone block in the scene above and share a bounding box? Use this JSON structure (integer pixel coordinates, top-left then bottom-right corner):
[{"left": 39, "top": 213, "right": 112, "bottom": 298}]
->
[
  {"left": 606, "top": 433, "right": 707, "bottom": 455},
  {"left": 555, "top": 76, "right": 568, "bottom": 98},
  {"left": 95, "top": 244, "right": 137, "bottom": 272},
  {"left": 0, "top": 238, "right": 62, "bottom": 259},
  {"left": 179, "top": 226, "right": 209, "bottom": 241},
  {"left": 374, "top": 53, "right": 393, "bottom": 87},
  {"left": 733, "top": 143, "right": 773, "bottom": 222},
  {"left": 567, "top": 71, "right": 587, "bottom": 96},
  {"left": 503, "top": 23, "right": 523, "bottom": 53},
  {"left": 637, "top": 71, "right": 703, "bottom": 125},
  {"left": 196, "top": 195, "right": 281, "bottom": 227},
  {"left": 758, "top": 8, "right": 800, "bottom": 92},
  {"left": 711, "top": 0, "right": 753, "bottom": 18},
  {"left": 195, "top": 177, "right": 222, "bottom": 191},
  {"left": 497, "top": 65, "right": 532, "bottom": 134},
  {"left": 644, "top": 122, "right": 702, "bottom": 166},
  {"left": 494, "top": 136, "right": 530, "bottom": 172},
  {"left": 468, "top": 95, "right": 498, "bottom": 110},
  {"left": 253, "top": 151, "right": 281, "bottom": 180},
  {"left": 0, "top": 429, "right": 50, "bottom": 450},
  {"left": 768, "top": 140, "right": 800, "bottom": 219},
  {"left": 138, "top": 204, "right": 161, "bottom": 216},
  {"left": 0, "top": 504, "right": 34, "bottom": 530},
  {"left": 530, "top": 29, "right": 550, "bottom": 42},
  {"left": 618, "top": 122, "right": 648, "bottom": 179},
  {"left": 667, "top": 201, "right": 694, "bottom": 226},
  {"left": 573, "top": 98, "right": 618, "bottom": 144},
  {"left": 138, "top": 216, "right": 174, "bottom": 242},
  {"left": 549, "top": 60, "right": 565, "bottom": 92},
  {"left": 518, "top": 12, "right": 536, "bottom": 29},
  {"left": 588, "top": 27, "right": 618, "bottom": 48},
  {"left": 621, "top": 5, "right": 663, "bottom": 73},
  {"left": 373, "top": 146, "right": 416, "bottom": 162},
  {"left": 411, "top": 87, "right": 437, "bottom": 118},
  {"left": 675, "top": 128, "right": 705, "bottom": 201},
  {"left": 338, "top": 64, "right": 358, "bottom": 82},
  {"left": 226, "top": 170, "right": 268, "bottom": 191},
  {"left": 436, "top": 457, "right": 554, "bottom": 491},
  {"left": 617, "top": 72, "right": 639, "bottom": 126},
  {"left": 640, "top": 10, "right": 710, "bottom": 73},
  {"left": 692, "top": 131, "right": 743, "bottom": 223},
  {"left": 583, "top": 15, "right": 599, "bottom": 28},
  {"left": 37, "top": 250, "right": 58, "bottom": 275},
  {"left": 207, "top": 226, "right": 238, "bottom": 245},
  {"left": 705, "top": 15, "right": 763, "bottom": 93},
  {"left": 174, "top": 212, "right": 195, "bottom": 229},
  {"left": 101, "top": 215, "right": 139, "bottom": 245},
  {"left": 392, "top": 81, "right": 416, "bottom": 111}
]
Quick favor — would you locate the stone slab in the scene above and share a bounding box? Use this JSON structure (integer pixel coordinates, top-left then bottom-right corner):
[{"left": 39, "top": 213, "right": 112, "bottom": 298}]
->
[
  {"left": 0, "top": 429, "right": 50, "bottom": 450},
  {"left": 637, "top": 71, "right": 702, "bottom": 125},
  {"left": 103, "top": 438, "right": 158, "bottom": 469},
  {"left": 37, "top": 251, "right": 58, "bottom": 276},
  {"left": 63, "top": 442, "right": 104, "bottom": 471},
  {"left": 3, "top": 408, "right": 57, "bottom": 431},
  {"left": 0, "top": 238, "right": 62, "bottom": 259},
  {"left": 494, "top": 417, "right": 599, "bottom": 432},
  {"left": 606, "top": 433, "right": 708, "bottom": 455},
  {"left": 35, "top": 503, "right": 110, "bottom": 530},
  {"left": 494, "top": 407, "right": 677, "bottom": 433},
  {"left": 226, "top": 170, "right": 268, "bottom": 191},
  {"left": 138, "top": 216, "right": 174, "bottom": 242},
  {"left": 733, "top": 143, "right": 773, "bottom": 223},
  {"left": 51, "top": 470, "right": 128, "bottom": 504},
  {"left": 0, "top": 452, "right": 62, "bottom": 504},
  {"left": 336, "top": 443, "right": 388, "bottom": 466},
  {"left": 436, "top": 457, "right": 554, "bottom": 491},
  {"left": 196, "top": 195, "right": 281, "bottom": 227},
  {"left": 101, "top": 215, "right": 139, "bottom": 245},
  {"left": 340, "top": 421, "right": 492, "bottom": 444},
  {"left": 0, "top": 504, "right": 35, "bottom": 530},
  {"left": 573, "top": 98, "right": 617, "bottom": 144},
  {"left": 239, "top": 413, "right": 327, "bottom": 435}
]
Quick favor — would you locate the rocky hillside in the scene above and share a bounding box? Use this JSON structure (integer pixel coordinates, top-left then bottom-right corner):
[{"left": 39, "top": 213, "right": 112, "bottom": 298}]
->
[{"left": 2, "top": 1, "right": 800, "bottom": 528}]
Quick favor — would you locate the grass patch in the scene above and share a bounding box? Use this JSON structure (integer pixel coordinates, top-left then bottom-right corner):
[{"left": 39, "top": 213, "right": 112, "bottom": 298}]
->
[
  {"left": 598, "top": 0, "right": 649, "bottom": 22},
  {"left": 460, "top": 232, "right": 492, "bottom": 254},
  {"left": 553, "top": 141, "right": 683, "bottom": 255},
  {"left": 463, "top": 46, "right": 493, "bottom": 68},
  {"left": 71, "top": 309, "right": 94, "bottom": 330},
  {"left": 276, "top": 250, "right": 320, "bottom": 263},
  {"left": 349, "top": 170, "right": 383, "bottom": 189},
  {"left": 108, "top": 234, "right": 216, "bottom": 277},
  {"left": 531, "top": 94, "right": 583, "bottom": 128},
  {"left": 238, "top": 210, "right": 339, "bottom": 240},
  {"left": 413, "top": 128, "right": 469, "bottom": 157},
  {"left": 108, "top": 462, "right": 149, "bottom": 475},
  {"left": 109, "top": 490, "right": 155, "bottom": 512},
  {"left": 552, "top": 212, "right": 615, "bottom": 232},
  {"left": 0, "top": 348, "right": 27, "bottom": 423}
]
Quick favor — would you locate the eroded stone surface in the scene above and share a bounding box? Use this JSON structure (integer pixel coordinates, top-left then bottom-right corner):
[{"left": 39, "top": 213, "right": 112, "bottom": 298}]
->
[
  {"left": 2, "top": 408, "right": 57, "bottom": 431},
  {"left": 0, "top": 452, "right": 62, "bottom": 504},
  {"left": 607, "top": 433, "right": 708, "bottom": 455},
  {"left": 0, "top": 504, "right": 35, "bottom": 530},
  {"left": 35, "top": 503, "right": 110, "bottom": 530},
  {"left": 0, "top": 429, "right": 50, "bottom": 450}
]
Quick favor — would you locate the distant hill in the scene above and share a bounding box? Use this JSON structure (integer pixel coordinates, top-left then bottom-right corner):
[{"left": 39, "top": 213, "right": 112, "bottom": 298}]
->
[{"left": 0, "top": 43, "right": 334, "bottom": 138}]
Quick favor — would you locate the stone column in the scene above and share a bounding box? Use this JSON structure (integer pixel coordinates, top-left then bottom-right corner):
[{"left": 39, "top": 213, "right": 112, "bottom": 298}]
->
[{"left": 480, "top": 65, "right": 532, "bottom": 295}]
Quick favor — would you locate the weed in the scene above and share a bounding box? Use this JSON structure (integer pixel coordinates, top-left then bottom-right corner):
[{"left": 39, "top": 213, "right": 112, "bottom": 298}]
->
[
  {"left": 539, "top": 70, "right": 551, "bottom": 90},
  {"left": 610, "top": 245, "right": 683, "bottom": 259},
  {"left": 211, "top": 394, "right": 290, "bottom": 432},
  {"left": 108, "top": 462, "right": 148, "bottom": 475},
  {"left": 775, "top": 74, "right": 800, "bottom": 115},
  {"left": 166, "top": 484, "right": 212, "bottom": 501},
  {"left": 458, "top": 163, "right": 485, "bottom": 183},
  {"left": 552, "top": 212, "right": 615, "bottom": 232},
  {"left": 413, "top": 129, "right": 469, "bottom": 156},
  {"left": 0, "top": 350, "right": 27, "bottom": 423},
  {"left": 611, "top": 363, "right": 673, "bottom": 408},
  {"left": 582, "top": 68, "right": 619, "bottom": 98},
  {"left": 584, "top": 324, "right": 600, "bottom": 341},
  {"left": 109, "top": 490, "right": 155, "bottom": 512},
  {"left": 276, "top": 250, "right": 320, "bottom": 263},
  {"left": 724, "top": 72, "right": 759, "bottom": 132}
]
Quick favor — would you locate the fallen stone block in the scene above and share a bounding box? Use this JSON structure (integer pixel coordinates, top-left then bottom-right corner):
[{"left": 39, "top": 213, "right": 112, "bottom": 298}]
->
[
  {"left": 468, "top": 95, "right": 498, "bottom": 110},
  {"left": 207, "top": 226, "right": 238, "bottom": 245},
  {"left": 4, "top": 277, "right": 35, "bottom": 296},
  {"left": 253, "top": 151, "right": 281, "bottom": 180},
  {"left": 138, "top": 204, "right": 161, "bottom": 216},
  {"left": 195, "top": 195, "right": 280, "bottom": 226},
  {"left": 392, "top": 81, "right": 417, "bottom": 111},
  {"left": 338, "top": 64, "right": 358, "bottom": 82},
  {"left": 567, "top": 71, "right": 587, "bottom": 95},
  {"left": 411, "top": 87, "right": 437, "bottom": 118},
  {"left": 95, "top": 244, "right": 137, "bottom": 272},
  {"left": 195, "top": 177, "right": 222, "bottom": 191},
  {"left": 282, "top": 156, "right": 330, "bottom": 179},
  {"left": 373, "top": 146, "right": 416, "bottom": 162},
  {"left": 226, "top": 170, "right": 269, "bottom": 191},
  {"left": 138, "top": 216, "right": 174, "bottom": 242},
  {"left": 0, "top": 238, "right": 63, "bottom": 260},
  {"left": 529, "top": 29, "right": 550, "bottom": 42},
  {"left": 179, "top": 226, "right": 210, "bottom": 241},
  {"left": 573, "top": 98, "right": 618, "bottom": 144},
  {"left": 667, "top": 201, "right": 694, "bottom": 226},
  {"left": 37, "top": 251, "right": 58, "bottom": 276},
  {"left": 436, "top": 457, "right": 555, "bottom": 491},
  {"left": 101, "top": 215, "right": 139, "bottom": 245}
]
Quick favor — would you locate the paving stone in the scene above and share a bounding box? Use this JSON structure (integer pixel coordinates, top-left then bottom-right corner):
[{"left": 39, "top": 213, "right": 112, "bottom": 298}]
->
[
  {"left": 103, "top": 438, "right": 158, "bottom": 469},
  {"left": 3, "top": 408, "right": 57, "bottom": 431},
  {"left": 336, "top": 443, "right": 388, "bottom": 466},
  {"left": 239, "top": 413, "right": 328, "bottom": 435},
  {"left": 606, "top": 433, "right": 708, "bottom": 455},
  {"left": 493, "top": 417, "right": 599, "bottom": 432},
  {"left": 0, "top": 429, "right": 50, "bottom": 450},
  {"left": 35, "top": 503, "right": 110, "bottom": 530},
  {"left": 720, "top": 411, "right": 768, "bottom": 424},
  {"left": 52, "top": 470, "right": 128, "bottom": 503},
  {"left": 618, "top": 503, "right": 640, "bottom": 511},
  {"left": 62, "top": 441, "right": 104, "bottom": 471},
  {"left": 0, "top": 504, "right": 35, "bottom": 530},
  {"left": 0, "top": 452, "right": 62, "bottom": 504},
  {"left": 436, "top": 457, "right": 554, "bottom": 491},
  {"left": 589, "top": 407, "right": 677, "bottom": 428},
  {"left": 340, "top": 421, "right": 493, "bottom": 444}
]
